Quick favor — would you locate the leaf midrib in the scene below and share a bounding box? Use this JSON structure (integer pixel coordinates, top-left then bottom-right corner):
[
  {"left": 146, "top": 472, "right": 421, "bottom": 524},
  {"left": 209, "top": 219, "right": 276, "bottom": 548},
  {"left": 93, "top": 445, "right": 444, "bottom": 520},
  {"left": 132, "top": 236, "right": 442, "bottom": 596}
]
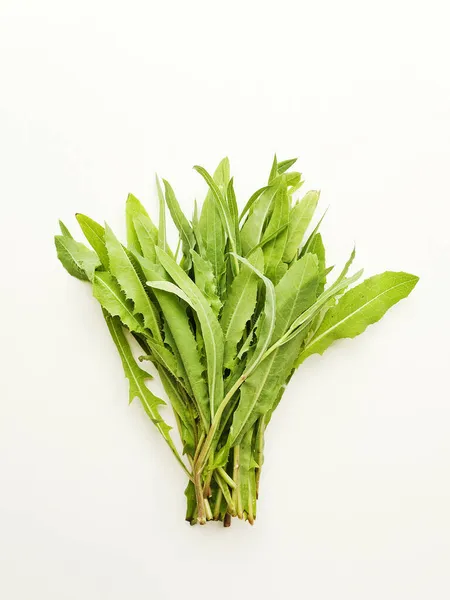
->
[{"left": 305, "top": 278, "right": 415, "bottom": 352}]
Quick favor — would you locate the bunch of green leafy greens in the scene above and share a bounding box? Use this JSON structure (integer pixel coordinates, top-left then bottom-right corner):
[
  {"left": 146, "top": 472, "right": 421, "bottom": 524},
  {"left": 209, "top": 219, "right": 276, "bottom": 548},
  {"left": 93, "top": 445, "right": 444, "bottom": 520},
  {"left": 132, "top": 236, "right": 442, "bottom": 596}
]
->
[{"left": 55, "top": 156, "right": 418, "bottom": 526}]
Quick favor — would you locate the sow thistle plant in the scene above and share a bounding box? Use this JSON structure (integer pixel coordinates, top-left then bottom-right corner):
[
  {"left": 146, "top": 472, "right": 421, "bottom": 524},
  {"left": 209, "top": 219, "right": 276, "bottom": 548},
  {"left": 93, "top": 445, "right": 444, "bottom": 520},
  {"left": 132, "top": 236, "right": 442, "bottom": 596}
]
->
[{"left": 55, "top": 156, "right": 418, "bottom": 526}]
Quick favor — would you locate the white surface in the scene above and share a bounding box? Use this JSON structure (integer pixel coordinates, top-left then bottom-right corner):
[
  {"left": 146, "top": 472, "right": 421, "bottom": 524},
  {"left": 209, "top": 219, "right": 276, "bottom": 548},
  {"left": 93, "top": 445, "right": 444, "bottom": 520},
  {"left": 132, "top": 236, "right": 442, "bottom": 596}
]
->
[{"left": 1, "top": 1, "right": 449, "bottom": 598}]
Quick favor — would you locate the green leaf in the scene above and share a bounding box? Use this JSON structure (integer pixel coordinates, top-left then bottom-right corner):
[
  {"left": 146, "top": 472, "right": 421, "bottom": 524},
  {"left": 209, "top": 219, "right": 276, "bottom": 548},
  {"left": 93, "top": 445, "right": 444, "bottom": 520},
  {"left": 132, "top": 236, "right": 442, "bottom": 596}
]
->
[
  {"left": 192, "top": 199, "right": 206, "bottom": 256},
  {"left": 157, "top": 367, "right": 196, "bottom": 449},
  {"left": 335, "top": 246, "right": 356, "bottom": 286},
  {"left": 283, "top": 191, "right": 319, "bottom": 263},
  {"left": 156, "top": 175, "right": 167, "bottom": 252},
  {"left": 272, "top": 253, "right": 319, "bottom": 339},
  {"left": 245, "top": 222, "right": 289, "bottom": 258},
  {"left": 103, "top": 313, "right": 188, "bottom": 474},
  {"left": 281, "top": 269, "right": 364, "bottom": 347},
  {"left": 308, "top": 233, "right": 326, "bottom": 295},
  {"left": 238, "top": 427, "right": 254, "bottom": 516},
  {"left": 297, "top": 271, "right": 419, "bottom": 364},
  {"left": 236, "top": 333, "right": 306, "bottom": 444},
  {"left": 146, "top": 280, "right": 193, "bottom": 306},
  {"left": 191, "top": 250, "right": 222, "bottom": 316},
  {"left": 220, "top": 248, "right": 264, "bottom": 369},
  {"left": 105, "top": 224, "right": 162, "bottom": 341},
  {"left": 145, "top": 337, "right": 182, "bottom": 384},
  {"left": 199, "top": 192, "right": 226, "bottom": 282},
  {"left": 230, "top": 254, "right": 276, "bottom": 375},
  {"left": 197, "top": 159, "right": 231, "bottom": 281},
  {"left": 300, "top": 208, "right": 328, "bottom": 257},
  {"left": 268, "top": 154, "right": 278, "bottom": 182},
  {"left": 76, "top": 213, "right": 109, "bottom": 268},
  {"left": 163, "top": 179, "right": 195, "bottom": 268},
  {"left": 155, "top": 247, "right": 224, "bottom": 418},
  {"left": 212, "top": 157, "right": 231, "bottom": 194},
  {"left": 262, "top": 179, "right": 290, "bottom": 283},
  {"left": 194, "top": 165, "right": 238, "bottom": 268},
  {"left": 93, "top": 272, "right": 145, "bottom": 333},
  {"left": 226, "top": 177, "right": 241, "bottom": 255},
  {"left": 240, "top": 184, "right": 279, "bottom": 257},
  {"left": 55, "top": 235, "right": 101, "bottom": 282},
  {"left": 133, "top": 213, "right": 158, "bottom": 262},
  {"left": 136, "top": 254, "right": 210, "bottom": 429},
  {"left": 229, "top": 253, "right": 319, "bottom": 444},
  {"left": 59, "top": 220, "right": 73, "bottom": 238},
  {"left": 239, "top": 186, "right": 270, "bottom": 223},
  {"left": 125, "top": 194, "right": 150, "bottom": 253},
  {"left": 277, "top": 158, "right": 298, "bottom": 174}
]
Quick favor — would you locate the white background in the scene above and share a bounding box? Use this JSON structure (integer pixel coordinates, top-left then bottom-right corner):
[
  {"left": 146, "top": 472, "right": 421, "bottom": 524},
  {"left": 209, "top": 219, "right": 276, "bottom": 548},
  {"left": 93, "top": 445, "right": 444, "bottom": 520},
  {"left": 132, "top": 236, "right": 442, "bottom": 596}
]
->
[{"left": 1, "top": 1, "right": 449, "bottom": 598}]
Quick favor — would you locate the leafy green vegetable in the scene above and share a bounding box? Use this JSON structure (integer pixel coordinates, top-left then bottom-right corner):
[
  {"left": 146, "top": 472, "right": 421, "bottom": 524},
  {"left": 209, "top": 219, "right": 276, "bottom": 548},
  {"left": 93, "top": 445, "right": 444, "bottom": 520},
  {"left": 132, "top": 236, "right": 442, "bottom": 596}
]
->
[
  {"left": 55, "top": 155, "right": 418, "bottom": 527},
  {"left": 76, "top": 213, "right": 109, "bottom": 268},
  {"left": 55, "top": 235, "right": 100, "bottom": 281},
  {"left": 297, "top": 271, "right": 419, "bottom": 364},
  {"left": 283, "top": 191, "right": 319, "bottom": 263},
  {"left": 105, "top": 224, "right": 162, "bottom": 341}
]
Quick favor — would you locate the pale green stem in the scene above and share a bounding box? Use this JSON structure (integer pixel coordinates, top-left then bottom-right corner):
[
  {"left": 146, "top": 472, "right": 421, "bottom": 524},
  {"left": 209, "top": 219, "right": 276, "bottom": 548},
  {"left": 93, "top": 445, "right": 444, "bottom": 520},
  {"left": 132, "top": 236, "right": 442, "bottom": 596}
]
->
[
  {"left": 217, "top": 466, "right": 236, "bottom": 489},
  {"left": 213, "top": 488, "right": 223, "bottom": 520},
  {"left": 204, "top": 497, "right": 213, "bottom": 520},
  {"left": 214, "top": 471, "right": 236, "bottom": 515}
]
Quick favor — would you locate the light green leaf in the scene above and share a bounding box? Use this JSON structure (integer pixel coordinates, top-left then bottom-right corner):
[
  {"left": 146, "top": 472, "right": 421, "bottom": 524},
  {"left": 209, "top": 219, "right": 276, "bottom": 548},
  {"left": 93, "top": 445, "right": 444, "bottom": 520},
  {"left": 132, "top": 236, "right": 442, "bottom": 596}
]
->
[
  {"left": 136, "top": 253, "right": 210, "bottom": 428},
  {"left": 145, "top": 337, "right": 182, "bottom": 383},
  {"left": 263, "top": 179, "right": 290, "bottom": 282},
  {"left": 191, "top": 250, "right": 222, "bottom": 316},
  {"left": 104, "top": 313, "right": 188, "bottom": 475},
  {"left": 157, "top": 367, "right": 196, "bottom": 451},
  {"left": 199, "top": 193, "right": 226, "bottom": 282},
  {"left": 308, "top": 232, "right": 326, "bottom": 295},
  {"left": 163, "top": 179, "right": 195, "bottom": 268},
  {"left": 277, "top": 157, "right": 298, "bottom": 174},
  {"left": 229, "top": 253, "right": 318, "bottom": 444},
  {"left": 272, "top": 253, "right": 319, "bottom": 339},
  {"left": 197, "top": 158, "right": 231, "bottom": 280},
  {"left": 226, "top": 177, "right": 241, "bottom": 255},
  {"left": 335, "top": 246, "right": 356, "bottom": 286},
  {"left": 133, "top": 212, "right": 158, "bottom": 262},
  {"left": 281, "top": 268, "right": 364, "bottom": 346},
  {"left": 240, "top": 184, "right": 279, "bottom": 256},
  {"left": 76, "top": 213, "right": 109, "bottom": 268},
  {"left": 55, "top": 235, "right": 101, "bottom": 282},
  {"left": 235, "top": 333, "right": 306, "bottom": 444},
  {"left": 245, "top": 222, "right": 289, "bottom": 258},
  {"left": 194, "top": 165, "right": 238, "bottom": 269},
  {"left": 283, "top": 191, "right": 319, "bottom": 263},
  {"left": 238, "top": 427, "right": 254, "bottom": 516},
  {"left": 230, "top": 253, "right": 276, "bottom": 375},
  {"left": 239, "top": 185, "right": 270, "bottom": 223},
  {"left": 220, "top": 248, "right": 263, "bottom": 369},
  {"left": 105, "top": 224, "right": 162, "bottom": 341},
  {"left": 300, "top": 208, "right": 328, "bottom": 257},
  {"left": 297, "top": 271, "right": 419, "bottom": 364},
  {"left": 192, "top": 199, "right": 206, "bottom": 256},
  {"left": 93, "top": 272, "right": 144, "bottom": 333},
  {"left": 268, "top": 154, "right": 278, "bottom": 182},
  {"left": 147, "top": 280, "right": 193, "bottom": 306},
  {"left": 126, "top": 193, "right": 150, "bottom": 253},
  {"left": 156, "top": 175, "right": 167, "bottom": 252},
  {"left": 59, "top": 220, "right": 73, "bottom": 238},
  {"left": 155, "top": 247, "right": 224, "bottom": 417},
  {"left": 211, "top": 157, "right": 231, "bottom": 195}
]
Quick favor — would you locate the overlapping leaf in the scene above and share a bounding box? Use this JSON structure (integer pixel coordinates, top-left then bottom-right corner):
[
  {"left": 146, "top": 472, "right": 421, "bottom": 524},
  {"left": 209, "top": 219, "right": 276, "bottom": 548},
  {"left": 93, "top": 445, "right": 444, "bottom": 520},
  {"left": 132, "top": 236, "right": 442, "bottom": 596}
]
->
[
  {"left": 155, "top": 247, "right": 224, "bottom": 417},
  {"left": 55, "top": 235, "right": 101, "bottom": 281},
  {"left": 105, "top": 224, "right": 162, "bottom": 341}
]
